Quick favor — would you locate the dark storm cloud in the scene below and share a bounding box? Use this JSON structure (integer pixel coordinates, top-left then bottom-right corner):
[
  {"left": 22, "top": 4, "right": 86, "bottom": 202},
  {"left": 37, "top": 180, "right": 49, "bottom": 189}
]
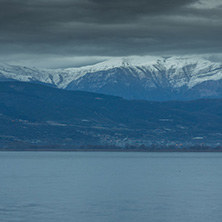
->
[
  {"left": 0, "top": 0, "right": 222, "bottom": 67},
  {"left": 0, "top": 0, "right": 196, "bottom": 24}
]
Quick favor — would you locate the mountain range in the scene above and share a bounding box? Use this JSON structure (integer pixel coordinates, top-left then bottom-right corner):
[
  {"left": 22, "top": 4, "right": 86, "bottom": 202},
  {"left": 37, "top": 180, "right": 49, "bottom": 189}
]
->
[
  {"left": 0, "top": 81, "right": 221, "bottom": 149},
  {"left": 1, "top": 56, "right": 222, "bottom": 101}
]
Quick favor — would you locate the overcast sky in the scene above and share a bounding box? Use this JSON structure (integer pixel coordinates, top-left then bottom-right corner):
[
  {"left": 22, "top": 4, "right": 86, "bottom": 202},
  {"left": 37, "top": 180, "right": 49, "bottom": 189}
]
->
[{"left": 0, "top": 0, "right": 222, "bottom": 68}]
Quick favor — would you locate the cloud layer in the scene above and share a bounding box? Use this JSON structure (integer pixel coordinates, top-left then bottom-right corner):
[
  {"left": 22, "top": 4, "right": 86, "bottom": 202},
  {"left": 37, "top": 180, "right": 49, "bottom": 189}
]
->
[{"left": 0, "top": 0, "right": 222, "bottom": 67}]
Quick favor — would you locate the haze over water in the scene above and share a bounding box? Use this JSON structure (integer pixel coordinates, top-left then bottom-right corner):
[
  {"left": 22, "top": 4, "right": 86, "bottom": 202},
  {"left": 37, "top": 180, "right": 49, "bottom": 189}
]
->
[{"left": 1, "top": 152, "right": 222, "bottom": 222}]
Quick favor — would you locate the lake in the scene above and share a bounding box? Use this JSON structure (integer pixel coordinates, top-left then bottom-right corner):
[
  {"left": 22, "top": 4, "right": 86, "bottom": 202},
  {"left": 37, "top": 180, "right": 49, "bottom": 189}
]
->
[{"left": 1, "top": 152, "right": 222, "bottom": 222}]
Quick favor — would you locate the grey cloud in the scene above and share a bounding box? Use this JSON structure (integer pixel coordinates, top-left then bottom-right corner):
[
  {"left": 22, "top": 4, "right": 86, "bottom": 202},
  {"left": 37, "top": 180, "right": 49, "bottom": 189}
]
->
[
  {"left": 0, "top": 0, "right": 222, "bottom": 67},
  {"left": 0, "top": 0, "right": 197, "bottom": 25}
]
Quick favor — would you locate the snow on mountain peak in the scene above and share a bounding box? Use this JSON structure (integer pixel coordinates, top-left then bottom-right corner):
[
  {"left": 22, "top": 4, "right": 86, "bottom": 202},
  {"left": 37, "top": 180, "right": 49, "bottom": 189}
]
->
[
  {"left": 65, "top": 55, "right": 214, "bottom": 72},
  {"left": 0, "top": 55, "right": 222, "bottom": 92}
]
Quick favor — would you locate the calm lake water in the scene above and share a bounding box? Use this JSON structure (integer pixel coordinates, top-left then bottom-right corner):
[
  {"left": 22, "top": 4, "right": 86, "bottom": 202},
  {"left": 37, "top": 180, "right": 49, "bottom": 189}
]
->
[{"left": 1, "top": 152, "right": 222, "bottom": 222}]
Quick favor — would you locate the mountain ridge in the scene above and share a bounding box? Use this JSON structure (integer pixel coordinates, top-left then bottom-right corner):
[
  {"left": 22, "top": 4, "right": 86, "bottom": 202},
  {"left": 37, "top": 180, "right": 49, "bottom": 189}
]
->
[
  {"left": 0, "top": 81, "right": 221, "bottom": 148},
  {"left": 0, "top": 56, "right": 222, "bottom": 101}
]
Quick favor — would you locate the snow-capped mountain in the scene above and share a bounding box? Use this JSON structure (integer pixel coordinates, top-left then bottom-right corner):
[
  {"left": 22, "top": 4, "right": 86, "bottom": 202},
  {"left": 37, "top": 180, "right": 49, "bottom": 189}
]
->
[{"left": 0, "top": 56, "right": 222, "bottom": 101}]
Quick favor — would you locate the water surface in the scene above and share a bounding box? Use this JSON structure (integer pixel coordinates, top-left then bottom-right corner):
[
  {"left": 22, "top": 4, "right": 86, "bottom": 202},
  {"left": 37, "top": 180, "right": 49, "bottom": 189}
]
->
[{"left": 1, "top": 152, "right": 222, "bottom": 222}]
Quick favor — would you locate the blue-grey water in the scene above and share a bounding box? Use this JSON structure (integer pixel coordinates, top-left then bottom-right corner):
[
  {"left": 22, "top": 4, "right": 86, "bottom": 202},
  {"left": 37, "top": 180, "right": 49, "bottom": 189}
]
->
[{"left": 1, "top": 152, "right": 222, "bottom": 222}]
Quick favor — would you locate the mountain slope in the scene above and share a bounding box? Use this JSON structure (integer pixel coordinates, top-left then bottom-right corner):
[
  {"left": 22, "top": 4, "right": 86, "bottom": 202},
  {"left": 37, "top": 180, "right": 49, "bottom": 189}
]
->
[
  {"left": 0, "top": 56, "right": 222, "bottom": 101},
  {"left": 0, "top": 81, "right": 221, "bottom": 148}
]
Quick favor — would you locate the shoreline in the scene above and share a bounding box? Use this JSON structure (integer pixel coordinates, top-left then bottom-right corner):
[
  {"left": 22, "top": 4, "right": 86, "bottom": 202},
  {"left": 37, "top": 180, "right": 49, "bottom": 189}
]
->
[{"left": 1, "top": 148, "right": 222, "bottom": 152}]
